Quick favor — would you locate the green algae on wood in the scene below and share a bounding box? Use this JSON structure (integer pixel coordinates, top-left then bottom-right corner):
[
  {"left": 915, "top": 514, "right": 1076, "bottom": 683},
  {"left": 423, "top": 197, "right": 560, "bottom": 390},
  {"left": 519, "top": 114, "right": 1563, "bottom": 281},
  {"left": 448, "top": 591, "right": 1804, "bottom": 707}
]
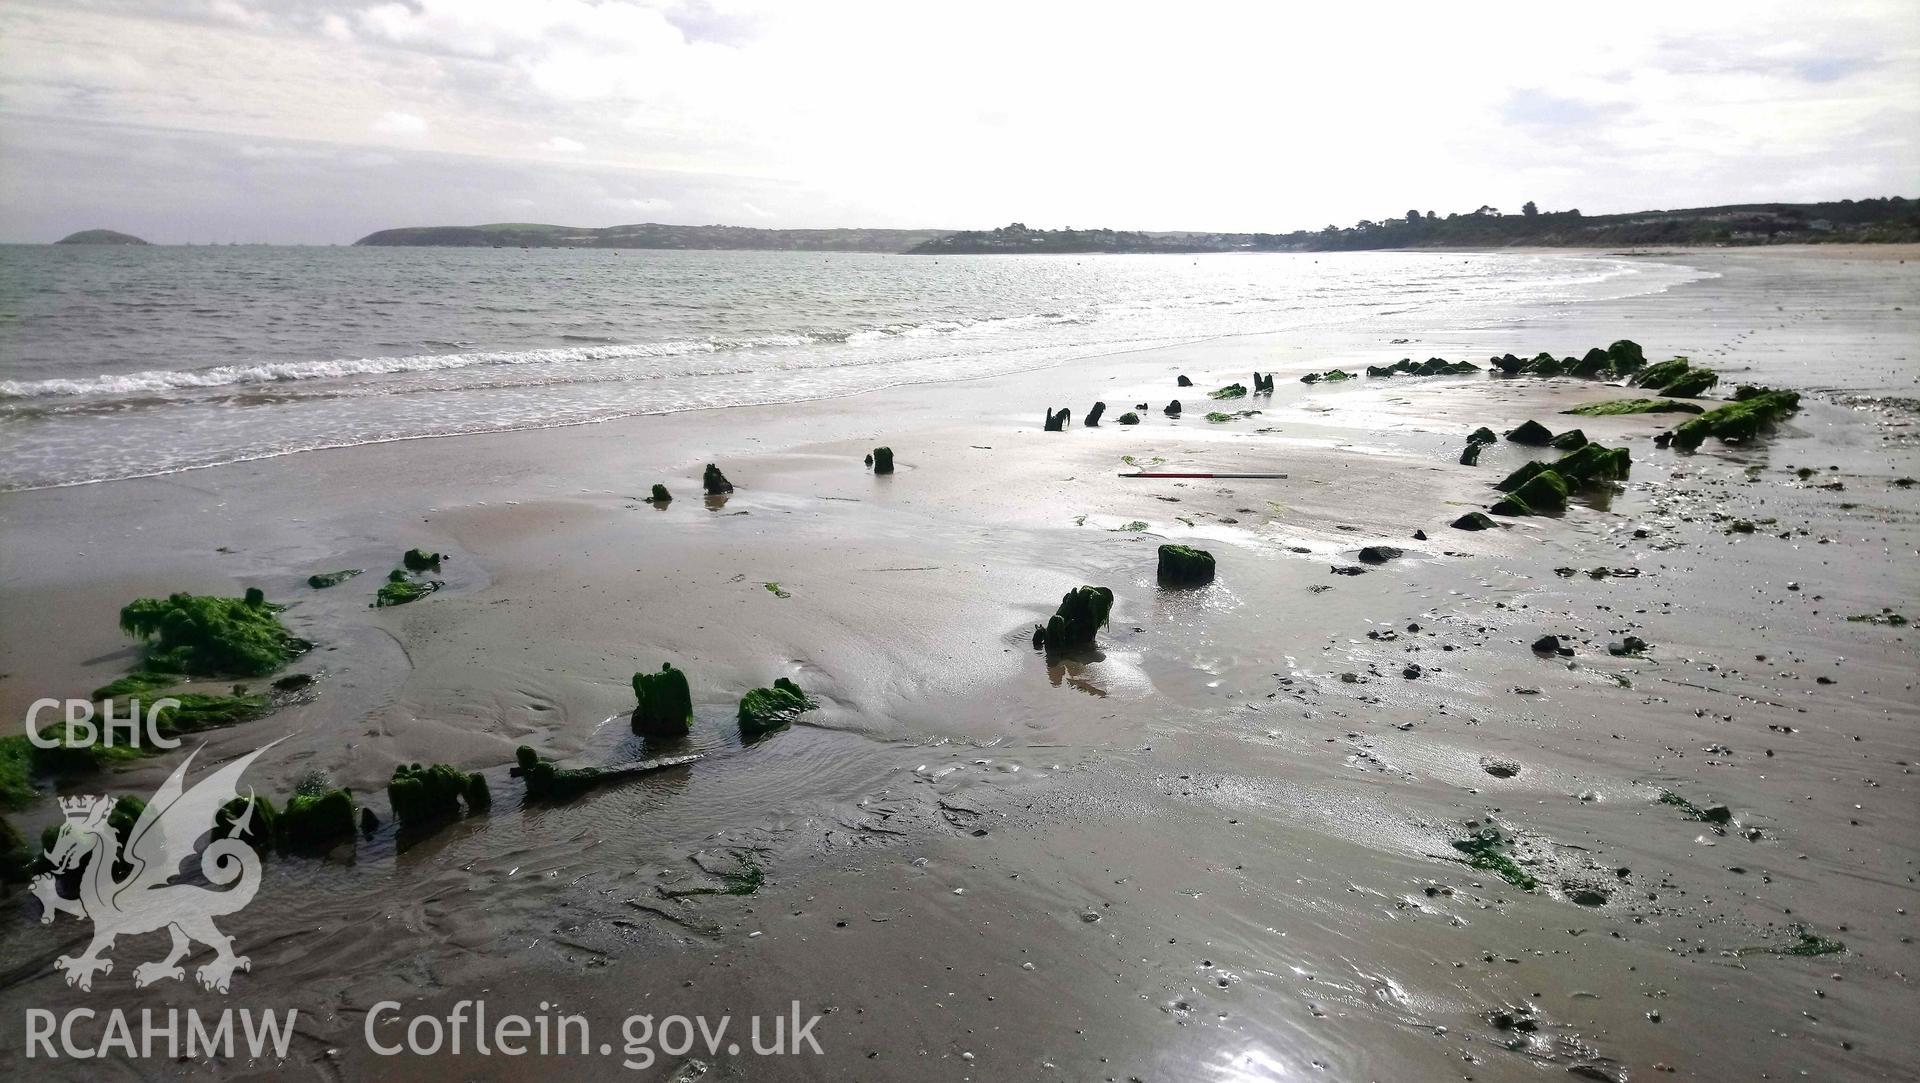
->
[
  {"left": 119, "top": 593, "right": 306, "bottom": 676},
  {"left": 374, "top": 577, "right": 439, "bottom": 607},
  {"left": 738, "top": 677, "right": 816, "bottom": 738},
  {"left": 402, "top": 548, "right": 443, "bottom": 572},
  {"left": 650, "top": 483, "right": 672, "bottom": 503},
  {"left": 1549, "top": 428, "right": 1588, "bottom": 450},
  {"left": 1450, "top": 511, "right": 1498, "bottom": 531},
  {"left": 1084, "top": 403, "right": 1106, "bottom": 427},
  {"left": 632, "top": 662, "right": 694, "bottom": 738},
  {"left": 1032, "top": 585, "right": 1114, "bottom": 651},
  {"left": 1660, "top": 368, "right": 1720, "bottom": 398},
  {"left": 307, "top": 569, "right": 362, "bottom": 589},
  {"left": 1157, "top": 543, "right": 1216, "bottom": 587},
  {"left": 1631, "top": 356, "right": 1693, "bottom": 390},
  {"left": 1563, "top": 398, "right": 1705, "bottom": 416},
  {"left": 1116, "top": 412, "right": 1141, "bottom": 425},
  {"left": 1210, "top": 383, "right": 1248, "bottom": 399},
  {"left": 278, "top": 788, "right": 357, "bottom": 851},
  {"left": 388, "top": 762, "right": 489, "bottom": 826},
  {"left": 1668, "top": 388, "right": 1802, "bottom": 451}
]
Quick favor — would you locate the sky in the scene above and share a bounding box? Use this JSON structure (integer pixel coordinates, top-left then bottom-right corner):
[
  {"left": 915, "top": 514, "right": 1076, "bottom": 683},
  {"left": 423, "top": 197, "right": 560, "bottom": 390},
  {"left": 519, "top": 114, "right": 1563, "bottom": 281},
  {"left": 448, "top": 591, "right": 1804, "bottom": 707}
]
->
[{"left": 1, "top": 0, "right": 1916, "bottom": 243}]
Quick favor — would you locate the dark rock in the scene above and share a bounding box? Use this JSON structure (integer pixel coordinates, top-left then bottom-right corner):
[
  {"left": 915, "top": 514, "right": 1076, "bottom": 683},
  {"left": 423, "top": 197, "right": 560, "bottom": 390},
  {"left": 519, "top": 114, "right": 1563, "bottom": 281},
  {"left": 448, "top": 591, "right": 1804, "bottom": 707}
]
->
[
  {"left": 703, "top": 463, "right": 734, "bottom": 494},
  {"left": 1117, "top": 412, "right": 1141, "bottom": 425},
  {"left": 1177, "top": 375, "right": 1193, "bottom": 387},
  {"left": 1357, "top": 545, "right": 1403, "bottom": 565},
  {"left": 1043, "top": 407, "right": 1071, "bottom": 431},
  {"left": 1413, "top": 529, "right": 1427, "bottom": 541},
  {"left": 1505, "top": 420, "right": 1555, "bottom": 446},
  {"left": 1452, "top": 512, "right": 1498, "bottom": 531},
  {"left": 1608, "top": 636, "right": 1649, "bottom": 656},
  {"left": 1531, "top": 634, "right": 1572, "bottom": 657},
  {"left": 650, "top": 483, "right": 672, "bottom": 503},
  {"left": 1549, "top": 428, "right": 1588, "bottom": 450},
  {"left": 871, "top": 446, "right": 894, "bottom": 473},
  {"left": 1164, "top": 400, "right": 1182, "bottom": 417}
]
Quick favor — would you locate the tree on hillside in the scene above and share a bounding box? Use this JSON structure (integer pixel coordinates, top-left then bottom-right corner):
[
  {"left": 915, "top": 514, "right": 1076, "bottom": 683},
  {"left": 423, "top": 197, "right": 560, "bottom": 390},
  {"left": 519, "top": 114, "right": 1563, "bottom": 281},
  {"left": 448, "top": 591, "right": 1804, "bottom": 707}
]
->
[
  {"left": 1522, "top": 200, "right": 1539, "bottom": 217},
  {"left": 1405, "top": 209, "right": 1421, "bottom": 224}
]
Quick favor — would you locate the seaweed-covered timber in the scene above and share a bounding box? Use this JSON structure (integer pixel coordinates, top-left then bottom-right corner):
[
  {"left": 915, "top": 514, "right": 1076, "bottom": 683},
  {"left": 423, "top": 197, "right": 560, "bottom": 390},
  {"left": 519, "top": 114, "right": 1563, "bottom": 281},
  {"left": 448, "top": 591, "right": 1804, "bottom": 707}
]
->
[
  {"left": 1252, "top": 372, "right": 1275, "bottom": 394},
  {"left": 1032, "top": 585, "right": 1114, "bottom": 650},
  {"left": 307, "top": 569, "right": 362, "bottom": 589},
  {"left": 737, "top": 677, "right": 816, "bottom": 737},
  {"left": 1490, "top": 339, "right": 1646, "bottom": 381},
  {"left": 118, "top": 593, "right": 308, "bottom": 676},
  {"left": 1117, "top": 412, "right": 1141, "bottom": 425},
  {"left": 1504, "top": 420, "right": 1555, "bottom": 446},
  {"left": 1668, "top": 387, "right": 1803, "bottom": 451},
  {"left": 215, "top": 794, "right": 277, "bottom": 851},
  {"left": 1176, "top": 375, "right": 1193, "bottom": 387},
  {"left": 869, "top": 446, "right": 895, "bottom": 473},
  {"left": 514, "top": 745, "right": 703, "bottom": 800},
  {"left": 1164, "top": 400, "right": 1182, "bottom": 417},
  {"left": 1084, "top": 402, "right": 1106, "bottom": 427},
  {"left": 1451, "top": 511, "right": 1499, "bottom": 531},
  {"left": 1659, "top": 368, "right": 1720, "bottom": 398},
  {"left": 1563, "top": 398, "right": 1704, "bottom": 416},
  {"left": 1043, "top": 407, "right": 1071, "bottom": 431},
  {"left": 1630, "top": 356, "right": 1695, "bottom": 391},
  {"left": 632, "top": 663, "right": 694, "bottom": 738},
  {"left": 388, "top": 762, "right": 490, "bottom": 826},
  {"left": 1299, "top": 369, "right": 1355, "bottom": 384},
  {"left": 1495, "top": 444, "right": 1630, "bottom": 497},
  {"left": 1459, "top": 443, "right": 1484, "bottom": 466},
  {"left": 375, "top": 571, "right": 439, "bottom": 607},
  {"left": 1490, "top": 469, "right": 1571, "bottom": 516},
  {"left": 1365, "top": 357, "right": 1481, "bottom": 378},
  {"left": 403, "top": 548, "right": 444, "bottom": 572},
  {"left": 1210, "top": 383, "right": 1248, "bottom": 400},
  {"left": 1156, "top": 543, "right": 1216, "bottom": 586},
  {"left": 650, "top": 483, "right": 672, "bottom": 503},
  {"left": 1459, "top": 425, "right": 1499, "bottom": 465},
  {"left": 703, "top": 463, "right": 734, "bottom": 494},
  {"left": 1549, "top": 428, "right": 1588, "bottom": 450},
  {"left": 279, "top": 788, "right": 357, "bottom": 851}
]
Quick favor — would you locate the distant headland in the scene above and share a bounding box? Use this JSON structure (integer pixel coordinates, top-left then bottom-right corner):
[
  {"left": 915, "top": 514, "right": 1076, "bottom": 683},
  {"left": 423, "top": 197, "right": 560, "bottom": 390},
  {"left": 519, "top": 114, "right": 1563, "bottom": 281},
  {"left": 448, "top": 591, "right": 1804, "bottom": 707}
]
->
[
  {"left": 55, "top": 229, "right": 150, "bottom": 246},
  {"left": 353, "top": 222, "right": 951, "bottom": 253},
  {"left": 353, "top": 198, "right": 1917, "bottom": 254}
]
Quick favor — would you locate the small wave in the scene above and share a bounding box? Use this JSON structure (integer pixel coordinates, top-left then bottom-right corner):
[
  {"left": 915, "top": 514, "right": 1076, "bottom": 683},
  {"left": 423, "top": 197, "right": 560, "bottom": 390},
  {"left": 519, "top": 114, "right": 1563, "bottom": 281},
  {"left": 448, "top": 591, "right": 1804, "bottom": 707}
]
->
[{"left": 0, "top": 335, "right": 821, "bottom": 399}]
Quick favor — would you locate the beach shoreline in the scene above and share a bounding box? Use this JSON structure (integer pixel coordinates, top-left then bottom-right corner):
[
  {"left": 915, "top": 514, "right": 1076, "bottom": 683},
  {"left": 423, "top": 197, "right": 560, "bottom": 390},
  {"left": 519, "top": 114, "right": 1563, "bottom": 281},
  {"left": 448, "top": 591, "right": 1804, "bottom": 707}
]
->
[{"left": 0, "top": 245, "right": 1915, "bottom": 1081}]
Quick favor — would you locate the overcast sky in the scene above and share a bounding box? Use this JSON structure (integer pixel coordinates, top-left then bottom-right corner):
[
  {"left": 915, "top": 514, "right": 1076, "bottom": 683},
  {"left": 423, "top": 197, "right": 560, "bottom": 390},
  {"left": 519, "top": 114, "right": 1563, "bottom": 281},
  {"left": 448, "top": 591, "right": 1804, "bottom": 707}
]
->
[{"left": 1, "top": 0, "right": 1915, "bottom": 243}]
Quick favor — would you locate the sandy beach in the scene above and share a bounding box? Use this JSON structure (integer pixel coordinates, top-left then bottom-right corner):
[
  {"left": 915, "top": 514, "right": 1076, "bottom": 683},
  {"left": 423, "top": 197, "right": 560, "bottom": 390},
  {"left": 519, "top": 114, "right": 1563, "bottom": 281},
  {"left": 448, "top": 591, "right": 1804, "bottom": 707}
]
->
[{"left": 1, "top": 246, "right": 1916, "bottom": 1081}]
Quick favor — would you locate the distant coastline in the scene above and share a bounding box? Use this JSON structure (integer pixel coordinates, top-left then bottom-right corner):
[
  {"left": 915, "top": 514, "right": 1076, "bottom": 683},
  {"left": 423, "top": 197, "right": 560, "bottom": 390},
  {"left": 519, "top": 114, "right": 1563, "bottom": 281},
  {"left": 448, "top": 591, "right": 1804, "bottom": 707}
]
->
[
  {"left": 350, "top": 198, "right": 1917, "bottom": 254},
  {"left": 54, "top": 228, "right": 149, "bottom": 246}
]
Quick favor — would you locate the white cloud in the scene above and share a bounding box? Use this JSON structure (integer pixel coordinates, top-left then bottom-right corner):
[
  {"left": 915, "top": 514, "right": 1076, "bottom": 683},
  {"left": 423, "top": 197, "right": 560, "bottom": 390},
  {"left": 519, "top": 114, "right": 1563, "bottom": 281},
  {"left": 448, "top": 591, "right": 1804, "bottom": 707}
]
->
[
  {"left": 370, "top": 110, "right": 428, "bottom": 136},
  {"left": 0, "top": 0, "right": 1913, "bottom": 240}
]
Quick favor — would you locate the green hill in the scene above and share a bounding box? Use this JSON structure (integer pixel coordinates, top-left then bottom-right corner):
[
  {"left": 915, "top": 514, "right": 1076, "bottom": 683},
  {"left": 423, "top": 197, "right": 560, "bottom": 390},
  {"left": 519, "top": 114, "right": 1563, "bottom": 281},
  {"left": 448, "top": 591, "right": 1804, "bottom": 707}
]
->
[{"left": 55, "top": 229, "right": 150, "bottom": 246}]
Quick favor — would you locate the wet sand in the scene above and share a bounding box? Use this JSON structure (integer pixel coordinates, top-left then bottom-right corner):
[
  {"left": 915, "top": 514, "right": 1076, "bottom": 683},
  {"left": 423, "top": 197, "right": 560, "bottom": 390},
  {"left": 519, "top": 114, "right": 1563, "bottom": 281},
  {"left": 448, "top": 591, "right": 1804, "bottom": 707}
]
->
[{"left": 0, "top": 246, "right": 1916, "bottom": 1081}]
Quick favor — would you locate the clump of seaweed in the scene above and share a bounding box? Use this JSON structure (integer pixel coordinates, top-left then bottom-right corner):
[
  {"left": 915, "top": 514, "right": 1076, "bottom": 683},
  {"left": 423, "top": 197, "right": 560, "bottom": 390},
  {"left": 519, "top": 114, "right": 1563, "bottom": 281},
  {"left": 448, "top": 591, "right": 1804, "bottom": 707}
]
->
[
  {"left": 737, "top": 677, "right": 816, "bottom": 738},
  {"left": 1210, "top": 383, "right": 1248, "bottom": 399},
  {"left": 1660, "top": 368, "right": 1720, "bottom": 398},
  {"left": 1631, "top": 356, "right": 1695, "bottom": 391},
  {"left": 1032, "top": 585, "right": 1114, "bottom": 651},
  {"left": 1450, "top": 824, "right": 1538, "bottom": 891},
  {"left": 1491, "top": 469, "right": 1570, "bottom": 516},
  {"left": 632, "top": 663, "right": 694, "bottom": 738},
  {"left": 1366, "top": 357, "right": 1479, "bottom": 377},
  {"left": 1116, "top": 412, "right": 1141, "bottom": 425},
  {"left": 278, "top": 787, "right": 358, "bottom": 852},
  {"left": 1563, "top": 398, "right": 1704, "bottom": 416},
  {"left": 374, "top": 571, "right": 439, "bottom": 607},
  {"left": 1157, "top": 543, "right": 1216, "bottom": 587},
  {"left": 1298, "top": 369, "right": 1354, "bottom": 384},
  {"left": 118, "top": 592, "right": 306, "bottom": 676},
  {"left": 307, "top": 569, "right": 362, "bottom": 589}
]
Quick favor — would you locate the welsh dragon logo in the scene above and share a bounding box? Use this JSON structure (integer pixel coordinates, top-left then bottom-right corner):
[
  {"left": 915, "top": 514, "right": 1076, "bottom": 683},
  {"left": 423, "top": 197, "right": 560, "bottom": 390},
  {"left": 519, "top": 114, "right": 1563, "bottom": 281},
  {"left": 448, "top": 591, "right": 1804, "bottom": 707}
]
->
[{"left": 31, "top": 743, "right": 274, "bottom": 994}]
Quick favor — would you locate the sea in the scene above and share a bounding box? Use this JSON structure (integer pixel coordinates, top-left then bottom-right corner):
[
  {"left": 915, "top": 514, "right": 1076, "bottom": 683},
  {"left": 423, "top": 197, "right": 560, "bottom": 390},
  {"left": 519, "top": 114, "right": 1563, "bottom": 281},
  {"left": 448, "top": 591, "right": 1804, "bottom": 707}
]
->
[{"left": 0, "top": 246, "right": 1707, "bottom": 490}]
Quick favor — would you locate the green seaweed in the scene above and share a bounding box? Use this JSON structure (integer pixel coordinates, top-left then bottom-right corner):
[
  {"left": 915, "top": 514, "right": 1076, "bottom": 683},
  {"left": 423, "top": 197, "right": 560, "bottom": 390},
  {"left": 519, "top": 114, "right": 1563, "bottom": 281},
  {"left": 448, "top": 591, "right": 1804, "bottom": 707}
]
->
[
  {"left": 1450, "top": 826, "right": 1538, "bottom": 891},
  {"left": 1033, "top": 585, "right": 1114, "bottom": 651},
  {"left": 1116, "top": 412, "right": 1141, "bottom": 425},
  {"left": 402, "top": 549, "right": 443, "bottom": 572},
  {"left": 0, "top": 737, "right": 36, "bottom": 811},
  {"left": 278, "top": 788, "right": 357, "bottom": 852},
  {"left": 1553, "top": 443, "right": 1632, "bottom": 483},
  {"left": 307, "top": 569, "right": 362, "bottom": 589},
  {"left": 1669, "top": 388, "right": 1802, "bottom": 451},
  {"left": 737, "top": 677, "right": 816, "bottom": 738},
  {"left": 1660, "top": 368, "right": 1720, "bottom": 398},
  {"left": 1450, "top": 511, "right": 1498, "bottom": 531},
  {"left": 388, "top": 762, "right": 489, "bottom": 826},
  {"left": 650, "top": 483, "right": 672, "bottom": 503},
  {"left": 764, "top": 581, "right": 791, "bottom": 599},
  {"left": 90, "top": 671, "right": 177, "bottom": 701},
  {"left": 1562, "top": 398, "right": 1705, "bottom": 416},
  {"left": 1549, "top": 428, "right": 1588, "bottom": 450},
  {"left": 1846, "top": 611, "right": 1908, "bottom": 627},
  {"left": 514, "top": 745, "right": 605, "bottom": 801},
  {"left": 374, "top": 577, "right": 439, "bottom": 607},
  {"left": 1209, "top": 383, "right": 1248, "bottom": 399},
  {"left": 632, "top": 663, "right": 694, "bottom": 738},
  {"left": 118, "top": 592, "right": 306, "bottom": 676},
  {"left": 1632, "top": 356, "right": 1693, "bottom": 390},
  {"left": 2, "top": 813, "right": 33, "bottom": 883},
  {"left": 1157, "top": 543, "right": 1216, "bottom": 587},
  {"left": 216, "top": 794, "right": 278, "bottom": 851}
]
